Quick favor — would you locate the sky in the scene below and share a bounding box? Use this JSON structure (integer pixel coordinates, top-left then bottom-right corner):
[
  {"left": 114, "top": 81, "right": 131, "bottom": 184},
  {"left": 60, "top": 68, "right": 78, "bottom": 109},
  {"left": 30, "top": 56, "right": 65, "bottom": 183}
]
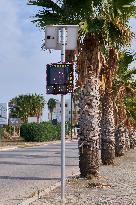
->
[
  {"left": 0, "top": 0, "right": 136, "bottom": 121},
  {"left": 0, "top": 0, "right": 62, "bottom": 120}
]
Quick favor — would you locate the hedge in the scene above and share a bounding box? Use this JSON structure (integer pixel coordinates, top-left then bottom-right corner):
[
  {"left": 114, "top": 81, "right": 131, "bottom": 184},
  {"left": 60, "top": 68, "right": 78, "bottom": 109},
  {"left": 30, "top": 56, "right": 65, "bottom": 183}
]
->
[{"left": 20, "top": 122, "right": 61, "bottom": 142}]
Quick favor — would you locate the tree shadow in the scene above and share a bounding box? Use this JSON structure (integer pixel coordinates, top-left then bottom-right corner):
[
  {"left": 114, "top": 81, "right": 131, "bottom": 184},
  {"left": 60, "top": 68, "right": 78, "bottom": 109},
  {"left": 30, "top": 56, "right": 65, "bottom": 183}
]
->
[
  {"left": 0, "top": 154, "right": 54, "bottom": 159},
  {"left": 0, "top": 161, "right": 78, "bottom": 166},
  {"left": 0, "top": 175, "right": 60, "bottom": 181}
]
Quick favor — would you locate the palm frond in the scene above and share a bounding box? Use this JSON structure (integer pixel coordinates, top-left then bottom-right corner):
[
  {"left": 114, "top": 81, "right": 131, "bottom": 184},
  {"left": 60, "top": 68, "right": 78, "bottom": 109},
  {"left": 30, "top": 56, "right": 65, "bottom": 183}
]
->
[
  {"left": 125, "top": 96, "right": 136, "bottom": 121},
  {"left": 32, "top": 11, "right": 65, "bottom": 28},
  {"left": 117, "top": 51, "right": 136, "bottom": 76},
  {"left": 28, "top": 0, "right": 62, "bottom": 12},
  {"left": 29, "top": 0, "right": 136, "bottom": 50},
  {"left": 112, "top": 0, "right": 136, "bottom": 20}
]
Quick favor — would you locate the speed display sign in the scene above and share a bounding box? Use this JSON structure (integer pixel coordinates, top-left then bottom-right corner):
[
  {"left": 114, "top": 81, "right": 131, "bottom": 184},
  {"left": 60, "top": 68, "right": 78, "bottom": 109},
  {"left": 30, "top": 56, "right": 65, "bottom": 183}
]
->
[{"left": 46, "top": 63, "right": 74, "bottom": 94}]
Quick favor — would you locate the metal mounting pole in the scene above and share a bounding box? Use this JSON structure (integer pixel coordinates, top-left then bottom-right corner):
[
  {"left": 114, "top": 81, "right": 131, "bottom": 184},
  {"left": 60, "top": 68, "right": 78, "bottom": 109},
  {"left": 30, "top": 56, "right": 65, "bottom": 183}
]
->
[
  {"left": 71, "top": 93, "right": 73, "bottom": 140},
  {"left": 0, "top": 125, "right": 3, "bottom": 145},
  {"left": 61, "top": 27, "right": 66, "bottom": 203}
]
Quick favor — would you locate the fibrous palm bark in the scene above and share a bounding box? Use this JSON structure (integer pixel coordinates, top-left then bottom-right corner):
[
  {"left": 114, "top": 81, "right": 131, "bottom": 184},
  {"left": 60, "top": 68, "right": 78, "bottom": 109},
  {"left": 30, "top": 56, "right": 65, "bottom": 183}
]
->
[
  {"left": 114, "top": 85, "right": 127, "bottom": 156},
  {"left": 101, "top": 88, "right": 115, "bottom": 164},
  {"left": 124, "top": 128, "right": 130, "bottom": 151},
  {"left": 101, "top": 49, "right": 118, "bottom": 165},
  {"left": 115, "top": 126, "right": 126, "bottom": 156},
  {"left": 130, "top": 131, "right": 135, "bottom": 149},
  {"left": 79, "top": 75, "right": 100, "bottom": 176},
  {"left": 78, "top": 37, "right": 101, "bottom": 177},
  {"left": 126, "top": 118, "right": 136, "bottom": 149}
]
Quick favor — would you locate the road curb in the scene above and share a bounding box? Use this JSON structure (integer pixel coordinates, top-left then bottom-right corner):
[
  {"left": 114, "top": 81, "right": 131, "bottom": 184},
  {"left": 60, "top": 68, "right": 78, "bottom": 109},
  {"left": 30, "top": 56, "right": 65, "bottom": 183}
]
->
[
  {"left": 0, "top": 146, "right": 18, "bottom": 151},
  {"left": 0, "top": 139, "right": 77, "bottom": 151},
  {"left": 18, "top": 172, "right": 80, "bottom": 205},
  {"left": 18, "top": 182, "right": 61, "bottom": 205}
]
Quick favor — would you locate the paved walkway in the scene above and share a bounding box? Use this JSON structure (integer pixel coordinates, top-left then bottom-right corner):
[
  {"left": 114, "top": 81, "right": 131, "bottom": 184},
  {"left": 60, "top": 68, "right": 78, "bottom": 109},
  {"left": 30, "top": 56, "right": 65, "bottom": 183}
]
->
[{"left": 32, "top": 148, "right": 136, "bottom": 205}]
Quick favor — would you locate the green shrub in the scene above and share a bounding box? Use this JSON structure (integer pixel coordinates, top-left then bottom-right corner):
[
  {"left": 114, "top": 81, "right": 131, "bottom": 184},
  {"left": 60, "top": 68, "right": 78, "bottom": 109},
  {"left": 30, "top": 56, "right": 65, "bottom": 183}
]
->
[{"left": 20, "top": 122, "right": 61, "bottom": 142}]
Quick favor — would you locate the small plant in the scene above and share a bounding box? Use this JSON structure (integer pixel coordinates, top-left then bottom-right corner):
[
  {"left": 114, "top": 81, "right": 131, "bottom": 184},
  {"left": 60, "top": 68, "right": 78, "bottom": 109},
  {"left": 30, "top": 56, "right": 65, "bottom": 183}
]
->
[{"left": 86, "top": 174, "right": 97, "bottom": 180}]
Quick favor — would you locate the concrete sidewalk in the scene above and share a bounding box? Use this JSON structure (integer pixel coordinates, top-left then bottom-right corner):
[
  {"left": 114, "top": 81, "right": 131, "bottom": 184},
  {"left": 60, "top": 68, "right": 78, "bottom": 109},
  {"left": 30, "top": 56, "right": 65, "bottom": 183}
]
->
[
  {"left": 0, "top": 145, "right": 18, "bottom": 151},
  {"left": 31, "top": 148, "right": 136, "bottom": 205}
]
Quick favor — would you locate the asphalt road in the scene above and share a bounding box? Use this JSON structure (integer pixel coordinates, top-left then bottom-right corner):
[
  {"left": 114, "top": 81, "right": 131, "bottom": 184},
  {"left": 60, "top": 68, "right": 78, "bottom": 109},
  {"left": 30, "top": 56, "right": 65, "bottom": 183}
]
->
[{"left": 0, "top": 140, "right": 79, "bottom": 205}]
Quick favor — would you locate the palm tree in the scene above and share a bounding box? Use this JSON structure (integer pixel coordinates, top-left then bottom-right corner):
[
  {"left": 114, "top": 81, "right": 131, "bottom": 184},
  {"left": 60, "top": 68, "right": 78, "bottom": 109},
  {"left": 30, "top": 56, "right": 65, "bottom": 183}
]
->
[
  {"left": 9, "top": 95, "right": 28, "bottom": 123},
  {"left": 28, "top": 0, "right": 136, "bottom": 176},
  {"left": 9, "top": 94, "right": 45, "bottom": 123},
  {"left": 113, "top": 52, "right": 136, "bottom": 156},
  {"left": 47, "top": 98, "right": 57, "bottom": 121},
  {"left": 100, "top": 48, "right": 119, "bottom": 164},
  {"left": 30, "top": 94, "right": 45, "bottom": 123},
  {"left": 125, "top": 94, "right": 136, "bottom": 149}
]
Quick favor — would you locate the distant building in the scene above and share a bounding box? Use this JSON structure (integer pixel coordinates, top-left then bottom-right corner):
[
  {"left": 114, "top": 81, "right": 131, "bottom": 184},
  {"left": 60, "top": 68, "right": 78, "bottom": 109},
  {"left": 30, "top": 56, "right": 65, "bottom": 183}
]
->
[
  {"left": 48, "top": 97, "right": 80, "bottom": 125},
  {"left": 48, "top": 99, "right": 71, "bottom": 122}
]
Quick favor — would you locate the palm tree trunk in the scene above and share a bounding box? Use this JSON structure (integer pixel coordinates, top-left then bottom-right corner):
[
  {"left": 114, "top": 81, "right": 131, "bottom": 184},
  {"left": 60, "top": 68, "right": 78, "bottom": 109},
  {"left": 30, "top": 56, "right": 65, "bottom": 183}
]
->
[
  {"left": 37, "top": 116, "right": 40, "bottom": 123},
  {"left": 114, "top": 86, "right": 129, "bottom": 155},
  {"left": 130, "top": 131, "right": 135, "bottom": 149},
  {"left": 101, "top": 90, "right": 115, "bottom": 164},
  {"left": 79, "top": 75, "right": 100, "bottom": 177},
  {"left": 101, "top": 48, "right": 118, "bottom": 165},
  {"left": 124, "top": 128, "right": 130, "bottom": 151},
  {"left": 115, "top": 126, "right": 126, "bottom": 156},
  {"left": 126, "top": 119, "right": 135, "bottom": 149},
  {"left": 78, "top": 36, "right": 101, "bottom": 177}
]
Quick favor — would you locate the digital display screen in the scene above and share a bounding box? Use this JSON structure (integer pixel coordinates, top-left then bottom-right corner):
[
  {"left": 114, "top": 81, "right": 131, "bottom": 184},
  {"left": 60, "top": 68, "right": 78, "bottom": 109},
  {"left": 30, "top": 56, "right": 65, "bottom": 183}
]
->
[
  {"left": 46, "top": 63, "right": 74, "bottom": 94},
  {"left": 47, "top": 67, "right": 70, "bottom": 85}
]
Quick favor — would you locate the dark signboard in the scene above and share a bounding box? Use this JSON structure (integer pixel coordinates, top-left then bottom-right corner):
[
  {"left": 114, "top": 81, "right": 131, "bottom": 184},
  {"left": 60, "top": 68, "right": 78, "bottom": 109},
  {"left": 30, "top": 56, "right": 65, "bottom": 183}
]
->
[
  {"left": 9, "top": 118, "right": 21, "bottom": 126},
  {"left": 46, "top": 63, "right": 74, "bottom": 94}
]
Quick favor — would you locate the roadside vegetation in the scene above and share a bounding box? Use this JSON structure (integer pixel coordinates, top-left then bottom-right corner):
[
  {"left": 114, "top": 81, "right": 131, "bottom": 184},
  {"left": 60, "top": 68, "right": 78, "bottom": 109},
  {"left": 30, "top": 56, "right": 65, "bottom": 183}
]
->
[
  {"left": 20, "top": 121, "right": 61, "bottom": 142},
  {"left": 0, "top": 94, "right": 69, "bottom": 144},
  {"left": 9, "top": 94, "right": 45, "bottom": 123}
]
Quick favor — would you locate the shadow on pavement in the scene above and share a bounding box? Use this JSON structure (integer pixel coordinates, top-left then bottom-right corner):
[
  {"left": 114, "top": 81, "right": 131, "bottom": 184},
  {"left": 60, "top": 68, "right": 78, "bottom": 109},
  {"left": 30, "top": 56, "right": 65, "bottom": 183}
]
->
[
  {"left": 0, "top": 175, "right": 60, "bottom": 181},
  {"left": 0, "top": 161, "right": 78, "bottom": 166}
]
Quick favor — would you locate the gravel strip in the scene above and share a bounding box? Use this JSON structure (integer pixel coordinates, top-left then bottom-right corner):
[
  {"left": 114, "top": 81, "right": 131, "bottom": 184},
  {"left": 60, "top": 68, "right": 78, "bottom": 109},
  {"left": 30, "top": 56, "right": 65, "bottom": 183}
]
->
[{"left": 31, "top": 148, "right": 136, "bottom": 205}]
